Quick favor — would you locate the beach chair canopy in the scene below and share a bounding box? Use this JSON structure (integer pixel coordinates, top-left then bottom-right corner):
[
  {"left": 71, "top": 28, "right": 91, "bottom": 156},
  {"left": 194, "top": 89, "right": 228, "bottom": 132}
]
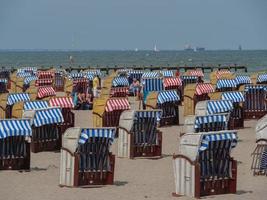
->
[
  {"left": 142, "top": 71, "right": 160, "bottom": 79},
  {"left": 235, "top": 75, "right": 251, "bottom": 85},
  {"left": 37, "top": 71, "right": 54, "bottom": 79},
  {"left": 23, "top": 107, "right": 64, "bottom": 127},
  {"left": 216, "top": 70, "right": 232, "bottom": 79},
  {"left": 112, "top": 77, "right": 129, "bottom": 87},
  {"left": 178, "top": 130, "right": 238, "bottom": 161},
  {"left": 23, "top": 100, "right": 49, "bottom": 111},
  {"left": 195, "top": 100, "right": 233, "bottom": 115},
  {"left": 163, "top": 77, "right": 182, "bottom": 88},
  {"left": 216, "top": 79, "right": 237, "bottom": 89},
  {"left": 7, "top": 93, "right": 30, "bottom": 105},
  {"left": 244, "top": 84, "right": 267, "bottom": 91},
  {"left": 0, "top": 119, "right": 32, "bottom": 139},
  {"left": 78, "top": 127, "right": 116, "bottom": 144},
  {"left": 105, "top": 98, "right": 130, "bottom": 112},
  {"left": 257, "top": 74, "right": 267, "bottom": 83},
  {"left": 49, "top": 97, "right": 74, "bottom": 108},
  {"left": 24, "top": 76, "right": 38, "bottom": 85},
  {"left": 68, "top": 72, "right": 85, "bottom": 80},
  {"left": 160, "top": 70, "right": 174, "bottom": 77},
  {"left": 37, "top": 86, "right": 56, "bottom": 98},
  {"left": 184, "top": 114, "right": 229, "bottom": 133},
  {"left": 255, "top": 114, "right": 267, "bottom": 141},
  {"left": 35, "top": 79, "right": 53, "bottom": 86},
  {"left": 181, "top": 75, "right": 198, "bottom": 81},
  {"left": 195, "top": 83, "right": 214, "bottom": 95},
  {"left": 128, "top": 70, "right": 143, "bottom": 80},
  {"left": 188, "top": 70, "right": 204, "bottom": 77},
  {"left": 17, "top": 67, "right": 37, "bottom": 77},
  {"left": 142, "top": 78, "right": 163, "bottom": 92},
  {"left": 221, "top": 91, "right": 245, "bottom": 103},
  {"left": 157, "top": 90, "right": 180, "bottom": 104}
]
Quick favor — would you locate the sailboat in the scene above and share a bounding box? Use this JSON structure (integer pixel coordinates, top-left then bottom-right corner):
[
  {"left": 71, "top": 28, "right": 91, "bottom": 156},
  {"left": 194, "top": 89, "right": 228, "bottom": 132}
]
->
[{"left": 154, "top": 44, "right": 159, "bottom": 52}]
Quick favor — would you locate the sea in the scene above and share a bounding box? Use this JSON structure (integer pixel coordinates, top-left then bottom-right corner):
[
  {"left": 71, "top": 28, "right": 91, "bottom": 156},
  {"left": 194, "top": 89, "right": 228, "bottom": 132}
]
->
[{"left": 0, "top": 50, "right": 267, "bottom": 72}]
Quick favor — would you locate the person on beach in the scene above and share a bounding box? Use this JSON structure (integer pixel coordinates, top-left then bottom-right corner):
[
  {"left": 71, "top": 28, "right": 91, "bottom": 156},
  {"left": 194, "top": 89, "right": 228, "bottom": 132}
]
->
[
  {"left": 129, "top": 78, "right": 141, "bottom": 96},
  {"left": 93, "top": 75, "right": 100, "bottom": 98}
]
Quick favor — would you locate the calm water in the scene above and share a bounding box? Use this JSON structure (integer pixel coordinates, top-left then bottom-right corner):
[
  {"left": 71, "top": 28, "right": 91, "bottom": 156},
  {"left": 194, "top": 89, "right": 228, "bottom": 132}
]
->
[{"left": 0, "top": 50, "right": 267, "bottom": 72}]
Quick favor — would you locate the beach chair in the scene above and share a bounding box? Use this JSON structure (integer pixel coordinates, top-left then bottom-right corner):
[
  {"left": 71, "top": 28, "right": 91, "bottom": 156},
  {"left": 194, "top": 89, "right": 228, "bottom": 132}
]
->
[
  {"left": 221, "top": 91, "right": 245, "bottom": 129},
  {"left": 173, "top": 130, "right": 238, "bottom": 198},
  {"left": 54, "top": 71, "right": 65, "bottom": 91},
  {"left": 163, "top": 77, "right": 183, "bottom": 99},
  {"left": 3, "top": 93, "right": 31, "bottom": 118},
  {"left": 251, "top": 114, "right": 267, "bottom": 175},
  {"left": 59, "top": 127, "right": 116, "bottom": 187},
  {"left": 146, "top": 90, "right": 180, "bottom": 126},
  {"left": 235, "top": 75, "right": 251, "bottom": 89},
  {"left": 23, "top": 107, "right": 64, "bottom": 153},
  {"left": 93, "top": 97, "right": 130, "bottom": 128},
  {"left": 118, "top": 110, "right": 162, "bottom": 158},
  {"left": 195, "top": 100, "right": 234, "bottom": 130},
  {"left": 49, "top": 96, "right": 75, "bottom": 134},
  {"left": 128, "top": 70, "right": 143, "bottom": 85},
  {"left": 0, "top": 69, "right": 10, "bottom": 89},
  {"left": 183, "top": 113, "right": 229, "bottom": 135},
  {"left": 142, "top": 76, "right": 164, "bottom": 108},
  {"left": 0, "top": 119, "right": 32, "bottom": 170},
  {"left": 23, "top": 75, "right": 38, "bottom": 92},
  {"left": 256, "top": 73, "right": 267, "bottom": 84},
  {"left": 243, "top": 84, "right": 267, "bottom": 119},
  {"left": 110, "top": 76, "right": 129, "bottom": 97},
  {"left": 183, "top": 83, "right": 215, "bottom": 116},
  {"left": 37, "top": 86, "right": 56, "bottom": 99}
]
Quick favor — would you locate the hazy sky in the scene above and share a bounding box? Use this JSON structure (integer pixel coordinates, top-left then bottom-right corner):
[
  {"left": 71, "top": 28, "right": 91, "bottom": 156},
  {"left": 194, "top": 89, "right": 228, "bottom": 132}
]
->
[{"left": 1, "top": 0, "right": 267, "bottom": 50}]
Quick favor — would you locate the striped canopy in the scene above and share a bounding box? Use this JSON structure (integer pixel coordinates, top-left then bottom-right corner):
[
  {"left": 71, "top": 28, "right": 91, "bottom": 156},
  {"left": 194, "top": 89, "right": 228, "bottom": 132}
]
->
[
  {"left": 105, "top": 98, "right": 130, "bottom": 112},
  {"left": 128, "top": 70, "right": 143, "bottom": 80},
  {"left": 84, "top": 73, "right": 94, "bottom": 80},
  {"left": 37, "top": 86, "right": 56, "bottom": 98},
  {"left": 112, "top": 77, "right": 129, "bottom": 87},
  {"left": 221, "top": 91, "right": 245, "bottom": 103},
  {"left": 0, "top": 119, "right": 32, "bottom": 139},
  {"left": 142, "top": 78, "right": 163, "bottom": 92},
  {"left": 49, "top": 97, "right": 74, "bottom": 108},
  {"left": 135, "top": 110, "right": 162, "bottom": 121},
  {"left": 69, "top": 73, "right": 85, "bottom": 79},
  {"left": 157, "top": 90, "right": 180, "bottom": 104},
  {"left": 181, "top": 75, "right": 198, "bottom": 80},
  {"left": 216, "top": 79, "right": 237, "bottom": 89},
  {"left": 35, "top": 79, "right": 53, "bottom": 86},
  {"left": 245, "top": 84, "right": 267, "bottom": 91},
  {"left": 33, "top": 108, "right": 64, "bottom": 127},
  {"left": 235, "top": 75, "right": 251, "bottom": 85},
  {"left": 207, "top": 100, "right": 233, "bottom": 114},
  {"left": 163, "top": 77, "right": 182, "bottom": 88},
  {"left": 194, "top": 114, "right": 227, "bottom": 129},
  {"left": 142, "top": 71, "right": 160, "bottom": 78},
  {"left": 199, "top": 131, "right": 237, "bottom": 151},
  {"left": 216, "top": 70, "right": 231, "bottom": 79},
  {"left": 17, "top": 67, "right": 37, "bottom": 73},
  {"left": 195, "top": 83, "right": 214, "bottom": 95},
  {"left": 258, "top": 74, "right": 267, "bottom": 83},
  {"left": 188, "top": 70, "right": 204, "bottom": 77},
  {"left": 79, "top": 128, "right": 116, "bottom": 144},
  {"left": 24, "top": 76, "right": 38, "bottom": 85},
  {"left": 110, "top": 87, "right": 128, "bottom": 95},
  {"left": 17, "top": 72, "right": 33, "bottom": 78},
  {"left": 160, "top": 70, "right": 174, "bottom": 77},
  {"left": 24, "top": 100, "right": 49, "bottom": 111},
  {"left": 37, "top": 71, "right": 54, "bottom": 78},
  {"left": 7, "top": 93, "right": 30, "bottom": 105}
]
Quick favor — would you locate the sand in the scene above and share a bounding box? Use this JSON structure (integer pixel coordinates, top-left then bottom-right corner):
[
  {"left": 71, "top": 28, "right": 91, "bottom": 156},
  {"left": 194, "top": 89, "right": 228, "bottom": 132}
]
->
[{"left": 0, "top": 108, "right": 266, "bottom": 200}]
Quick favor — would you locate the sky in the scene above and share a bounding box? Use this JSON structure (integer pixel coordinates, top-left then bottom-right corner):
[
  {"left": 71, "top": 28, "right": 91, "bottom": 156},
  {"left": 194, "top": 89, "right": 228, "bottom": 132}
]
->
[{"left": 1, "top": 0, "right": 267, "bottom": 50}]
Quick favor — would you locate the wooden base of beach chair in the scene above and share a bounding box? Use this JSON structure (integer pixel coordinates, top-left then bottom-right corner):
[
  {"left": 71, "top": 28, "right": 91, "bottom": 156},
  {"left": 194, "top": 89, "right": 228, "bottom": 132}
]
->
[
  {"left": 73, "top": 154, "right": 115, "bottom": 186},
  {"left": 31, "top": 140, "right": 60, "bottom": 153},
  {"left": 0, "top": 143, "right": 30, "bottom": 170},
  {"left": 244, "top": 111, "right": 267, "bottom": 119},
  {"left": 130, "top": 131, "right": 162, "bottom": 159}
]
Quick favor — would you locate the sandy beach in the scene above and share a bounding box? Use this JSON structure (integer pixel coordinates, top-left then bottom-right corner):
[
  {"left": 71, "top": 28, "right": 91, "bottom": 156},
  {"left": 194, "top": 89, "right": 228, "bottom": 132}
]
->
[{"left": 0, "top": 106, "right": 266, "bottom": 200}]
